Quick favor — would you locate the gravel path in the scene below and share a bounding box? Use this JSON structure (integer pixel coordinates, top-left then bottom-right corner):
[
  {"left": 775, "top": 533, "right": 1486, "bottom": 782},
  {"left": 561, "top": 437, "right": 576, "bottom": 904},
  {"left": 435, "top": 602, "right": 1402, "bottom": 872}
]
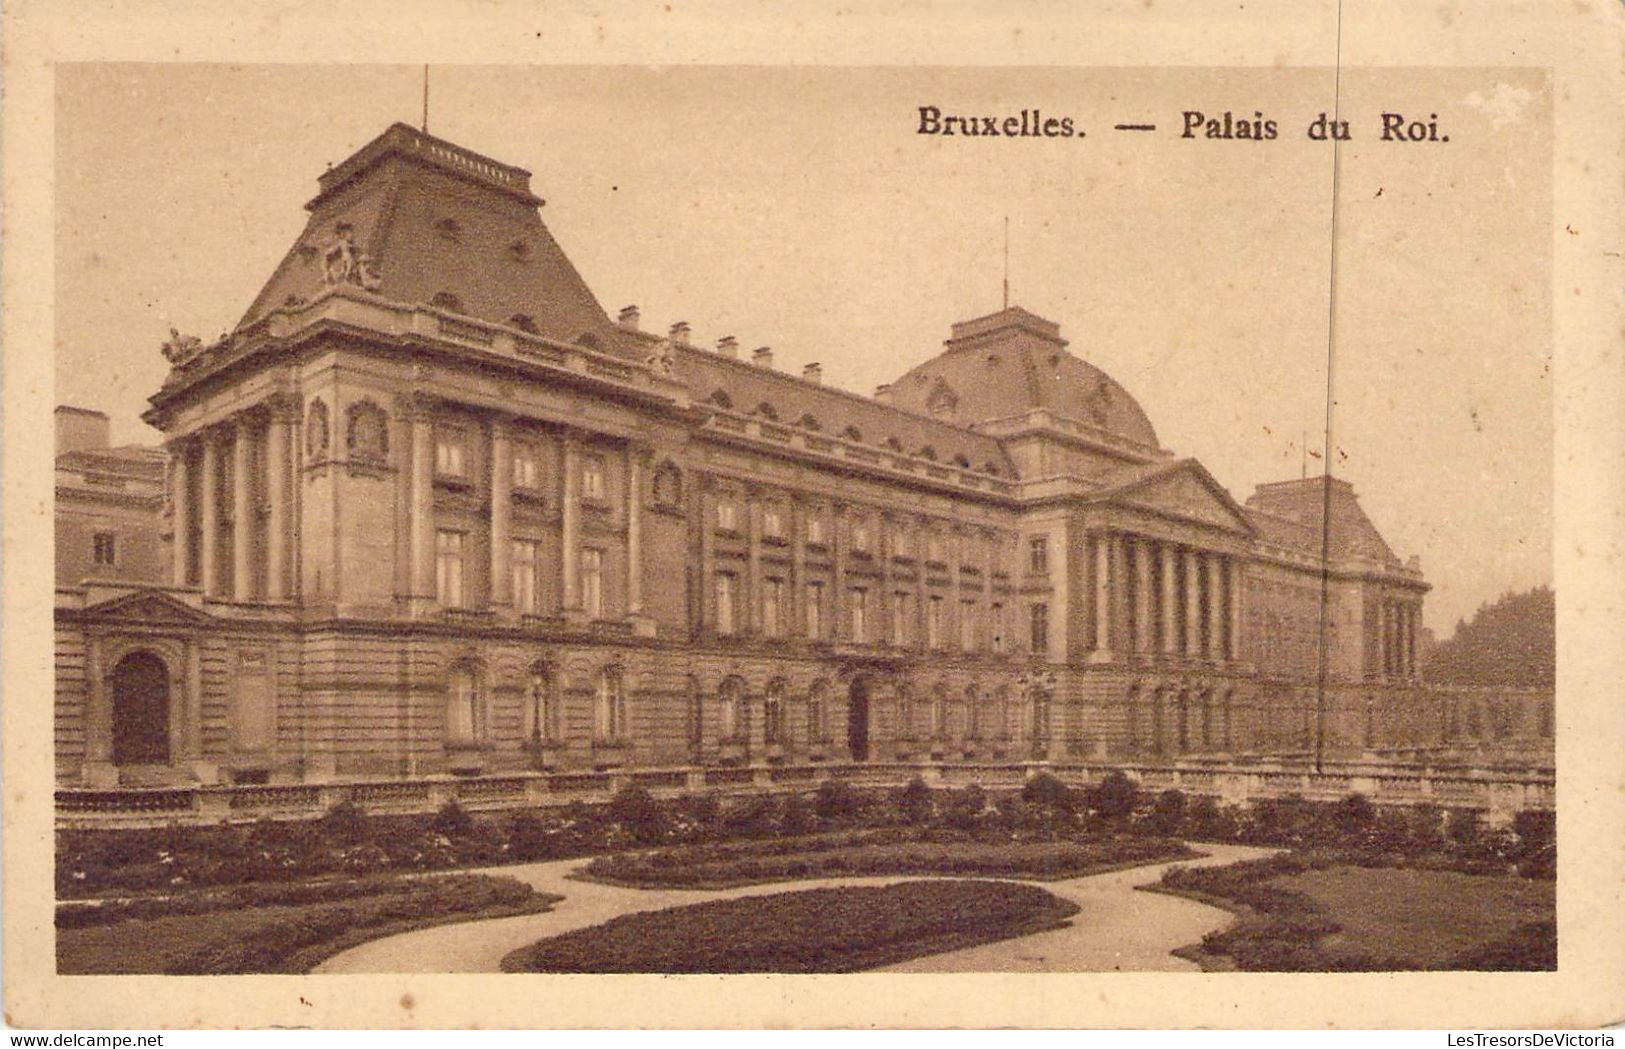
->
[{"left": 314, "top": 842, "right": 1275, "bottom": 974}]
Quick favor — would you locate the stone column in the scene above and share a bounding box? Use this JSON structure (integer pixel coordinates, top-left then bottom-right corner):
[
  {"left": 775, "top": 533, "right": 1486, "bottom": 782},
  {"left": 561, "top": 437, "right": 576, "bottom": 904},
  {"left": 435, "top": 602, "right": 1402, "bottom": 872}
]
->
[
  {"left": 199, "top": 432, "right": 220, "bottom": 597},
  {"left": 1109, "top": 533, "right": 1129, "bottom": 658},
  {"left": 1160, "top": 543, "right": 1178, "bottom": 656},
  {"left": 1227, "top": 557, "right": 1243, "bottom": 661},
  {"left": 1133, "top": 537, "right": 1154, "bottom": 656},
  {"left": 880, "top": 516, "right": 895, "bottom": 644},
  {"left": 790, "top": 499, "right": 806, "bottom": 634},
  {"left": 489, "top": 418, "right": 513, "bottom": 609},
  {"left": 409, "top": 407, "right": 435, "bottom": 605},
  {"left": 232, "top": 419, "right": 255, "bottom": 601},
  {"left": 561, "top": 437, "right": 581, "bottom": 612},
  {"left": 626, "top": 448, "right": 644, "bottom": 616},
  {"left": 1091, "top": 532, "right": 1111, "bottom": 658},
  {"left": 698, "top": 480, "right": 715, "bottom": 631},
  {"left": 1183, "top": 548, "right": 1201, "bottom": 656},
  {"left": 830, "top": 504, "right": 846, "bottom": 638},
  {"left": 170, "top": 443, "right": 192, "bottom": 588},
  {"left": 265, "top": 402, "right": 292, "bottom": 601},
  {"left": 1205, "top": 553, "right": 1224, "bottom": 660},
  {"left": 914, "top": 517, "right": 928, "bottom": 648}
]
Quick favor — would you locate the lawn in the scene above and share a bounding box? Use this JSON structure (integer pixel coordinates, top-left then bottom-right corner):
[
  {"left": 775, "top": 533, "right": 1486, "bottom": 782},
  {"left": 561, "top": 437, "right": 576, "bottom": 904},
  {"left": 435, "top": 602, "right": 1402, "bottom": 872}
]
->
[
  {"left": 1269, "top": 865, "right": 1555, "bottom": 969},
  {"left": 58, "top": 873, "right": 560, "bottom": 975},
  {"left": 502, "top": 879, "right": 1080, "bottom": 973},
  {"left": 582, "top": 832, "right": 1197, "bottom": 888}
]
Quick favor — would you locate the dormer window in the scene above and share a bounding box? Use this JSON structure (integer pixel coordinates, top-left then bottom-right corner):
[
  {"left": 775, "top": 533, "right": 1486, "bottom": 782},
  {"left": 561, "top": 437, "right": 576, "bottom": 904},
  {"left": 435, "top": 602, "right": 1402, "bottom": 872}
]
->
[
  {"left": 919, "top": 445, "right": 938, "bottom": 462},
  {"left": 797, "top": 413, "right": 821, "bottom": 431},
  {"left": 430, "top": 291, "right": 464, "bottom": 313},
  {"left": 755, "top": 402, "right": 778, "bottom": 421},
  {"left": 508, "top": 239, "right": 531, "bottom": 261},
  {"left": 886, "top": 437, "right": 904, "bottom": 451},
  {"left": 434, "top": 217, "right": 462, "bottom": 242},
  {"left": 509, "top": 314, "right": 539, "bottom": 334},
  {"left": 953, "top": 453, "right": 971, "bottom": 468},
  {"left": 575, "top": 333, "right": 601, "bottom": 351},
  {"left": 841, "top": 425, "right": 863, "bottom": 442}
]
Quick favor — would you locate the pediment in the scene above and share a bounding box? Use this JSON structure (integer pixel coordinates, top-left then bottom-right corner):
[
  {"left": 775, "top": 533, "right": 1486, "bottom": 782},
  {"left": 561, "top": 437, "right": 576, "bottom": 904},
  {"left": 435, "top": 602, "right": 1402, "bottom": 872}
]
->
[
  {"left": 81, "top": 589, "right": 214, "bottom": 626},
  {"left": 1106, "top": 462, "right": 1255, "bottom": 535}
]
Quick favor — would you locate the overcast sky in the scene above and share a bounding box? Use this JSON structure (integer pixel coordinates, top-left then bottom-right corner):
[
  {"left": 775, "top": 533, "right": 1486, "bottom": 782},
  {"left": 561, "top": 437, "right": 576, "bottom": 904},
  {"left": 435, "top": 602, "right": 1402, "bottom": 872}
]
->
[{"left": 54, "top": 64, "right": 1551, "bottom": 635}]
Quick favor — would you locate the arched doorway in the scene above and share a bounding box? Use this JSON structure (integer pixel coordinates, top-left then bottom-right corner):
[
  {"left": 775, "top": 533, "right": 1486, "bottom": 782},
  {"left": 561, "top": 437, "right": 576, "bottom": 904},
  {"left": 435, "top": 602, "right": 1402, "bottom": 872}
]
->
[
  {"left": 110, "top": 651, "right": 171, "bottom": 766},
  {"left": 846, "top": 677, "right": 871, "bottom": 761}
]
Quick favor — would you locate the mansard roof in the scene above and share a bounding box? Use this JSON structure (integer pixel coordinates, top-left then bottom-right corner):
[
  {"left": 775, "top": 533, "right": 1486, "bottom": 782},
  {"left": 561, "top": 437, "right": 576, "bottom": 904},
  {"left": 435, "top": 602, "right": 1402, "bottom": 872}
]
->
[
  {"left": 1244, "top": 476, "right": 1406, "bottom": 569},
  {"left": 236, "top": 124, "right": 624, "bottom": 353}
]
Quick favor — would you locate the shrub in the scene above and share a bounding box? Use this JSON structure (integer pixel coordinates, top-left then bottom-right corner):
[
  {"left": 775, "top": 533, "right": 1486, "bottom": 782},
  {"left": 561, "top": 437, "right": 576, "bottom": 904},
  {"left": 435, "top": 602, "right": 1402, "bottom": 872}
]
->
[
  {"left": 813, "top": 779, "right": 861, "bottom": 823},
  {"left": 608, "top": 785, "right": 668, "bottom": 845},
  {"left": 1407, "top": 804, "right": 1445, "bottom": 850},
  {"left": 318, "top": 800, "right": 371, "bottom": 846},
  {"left": 942, "top": 784, "right": 987, "bottom": 831},
  {"left": 1333, "top": 793, "right": 1375, "bottom": 838},
  {"left": 780, "top": 793, "right": 815, "bottom": 837},
  {"left": 1142, "top": 790, "right": 1187, "bottom": 837},
  {"left": 1511, "top": 809, "right": 1555, "bottom": 858},
  {"left": 1088, "top": 771, "right": 1138, "bottom": 827},
  {"left": 431, "top": 799, "right": 475, "bottom": 839},
  {"left": 674, "top": 793, "right": 722, "bottom": 827},
  {"left": 1021, "top": 772, "right": 1078, "bottom": 814},
  {"left": 894, "top": 776, "right": 935, "bottom": 825},
  {"left": 1446, "top": 808, "right": 1482, "bottom": 846},
  {"left": 722, "top": 795, "right": 781, "bottom": 837}
]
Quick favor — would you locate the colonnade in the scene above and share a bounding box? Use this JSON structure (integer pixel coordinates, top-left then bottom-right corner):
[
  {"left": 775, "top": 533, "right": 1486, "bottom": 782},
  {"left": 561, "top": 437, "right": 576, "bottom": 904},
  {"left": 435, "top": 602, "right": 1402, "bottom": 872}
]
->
[{"left": 1089, "top": 532, "right": 1242, "bottom": 663}]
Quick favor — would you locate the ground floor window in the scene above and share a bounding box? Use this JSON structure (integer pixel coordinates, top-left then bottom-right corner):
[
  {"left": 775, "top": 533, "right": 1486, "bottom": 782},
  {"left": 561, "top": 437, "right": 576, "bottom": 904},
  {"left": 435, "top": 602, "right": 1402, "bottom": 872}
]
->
[
  {"left": 446, "top": 661, "right": 483, "bottom": 745},
  {"left": 594, "top": 666, "right": 627, "bottom": 742}
]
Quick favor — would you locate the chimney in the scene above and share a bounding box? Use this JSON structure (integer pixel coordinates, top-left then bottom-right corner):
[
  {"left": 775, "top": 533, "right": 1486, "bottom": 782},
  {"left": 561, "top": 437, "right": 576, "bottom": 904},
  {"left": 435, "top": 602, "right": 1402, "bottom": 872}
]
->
[
  {"left": 874, "top": 383, "right": 893, "bottom": 403},
  {"left": 803, "top": 362, "right": 823, "bottom": 384},
  {"left": 716, "top": 335, "right": 739, "bottom": 358},
  {"left": 56, "top": 406, "right": 110, "bottom": 455},
  {"left": 669, "top": 321, "right": 691, "bottom": 346},
  {"left": 752, "top": 346, "right": 774, "bottom": 369},
  {"left": 617, "top": 305, "right": 640, "bottom": 330}
]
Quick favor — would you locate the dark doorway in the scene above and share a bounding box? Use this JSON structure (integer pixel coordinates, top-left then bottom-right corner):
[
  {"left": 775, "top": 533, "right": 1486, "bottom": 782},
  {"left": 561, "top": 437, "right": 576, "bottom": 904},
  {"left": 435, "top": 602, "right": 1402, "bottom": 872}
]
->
[
  {"left": 846, "top": 677, "right": 871, "bottom": 762},
  {"left": 111, "top": 651, "right": 170, "bottom": 765}
]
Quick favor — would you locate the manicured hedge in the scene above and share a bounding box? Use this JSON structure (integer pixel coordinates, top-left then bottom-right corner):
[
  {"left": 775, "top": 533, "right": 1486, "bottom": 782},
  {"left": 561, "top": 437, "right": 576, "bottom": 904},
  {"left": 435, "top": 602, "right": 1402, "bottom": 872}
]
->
[{"left": 502, "top": 880, "right": 1079, "bottom": 973}]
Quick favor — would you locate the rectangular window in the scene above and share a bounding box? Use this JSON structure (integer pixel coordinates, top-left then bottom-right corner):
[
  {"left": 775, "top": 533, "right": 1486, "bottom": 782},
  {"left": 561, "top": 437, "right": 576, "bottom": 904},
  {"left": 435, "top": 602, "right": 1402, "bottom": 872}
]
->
[
  {"left": 762, "top": 505, "right": 783, "bottom": 540},
  {"left": 435, "top": 429, "right": 466, "bottom": 477},
  {"left": 893, "top": 529, "right": 910, "bottom": 559},
  {"left": 762, "top": 578, "right": 783, "bottom": 637},
  {"left": 961, "top": 599, "right": 978, "bottom": 650},
  {"left": 511, "top": 539, "right": 540, "bottom": 613},
  {"left": 581, "top": 548, "right": 603, "bottom": 619},
  {"left": 849, "top": 587, "right": 868, "bottom": 643},
  {"left": 851, "top": 518, "right": 869, "bottom": 553},
  {"left": 928, "top": 533, "right": 945, "bottom": 564},
  {"left": 892, "top": 592, "right": 911, "bottom": 646},
  {"left": 806, "top": 512, "right": 825, "bottom": 545},
  {"left": 716, "top": 498, "right": 737, "bottom": 532},
  {"left": 93, "top": 532, "right": 116, "bottom": 566},
  {"left": 512, "top": 445, "right": 539, "bottom": 489},
  {"left": 435, "top": 530, "right": 465, "bottom": 607},
  {"left": 715, "top": 572, "right": 737, "bottom": 635},
  {"left": 1029, "top": 536, "right": 1049, "bottom": 574},
  {"left": 1030, "top": 602, "right": 1050, "bottom": 655},
  {"left": 580, "top": 454, "right": 605, "bottom": 501},
  {"left": 927, "top": 595, "right": 943, "bottom": 648},
  {"left": 806, "top": 582, "right": 824, "bottom": 639},
  {"left": 992, "top": 602, "right": 1006, "bottom": 652}
]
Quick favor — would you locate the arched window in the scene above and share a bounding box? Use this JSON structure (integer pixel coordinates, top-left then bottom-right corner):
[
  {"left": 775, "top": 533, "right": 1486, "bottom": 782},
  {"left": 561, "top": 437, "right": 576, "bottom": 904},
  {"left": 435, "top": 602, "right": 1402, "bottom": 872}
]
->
[
  {"left": 430, "top": 291, "right": 464, "bottom": 313},
  {"left": 754, "top": 401, "right": 778, "bottom": 421},
  {"left": 719, "top": 677, "right": 746, "bottom": 743},
  {"left": 446, "top": 661, "right": 484, "bottom": 746},
  {"left": 840, "top": 425, "right": 862, "bottom": 442},
  {"left": 110, "top": 651, "right": 171, "bottom": 766},
  {"left": 764, "top": 680, "right": 785, "bottom": 745},
  {"left": 708, "top": 390, "right": 733, "bottom": 410},
  {"left": 931, "top": 686, "right": 948, "bottom": 740},
  {"left": 526, "top": 665, "right": 554, "bottom": 743},
  {"left": 918, "top": 445, "right": 938, "bottom": 462},
  {"left": 996, "top": 686, "right": 1013, "bottom": 740},
  {"left": 594, "top": 666, "right": 627, "bottom": 742},
  {"left": 806, "top": 681, "right": 828, "bottom": 744},
  {"left": 886, "top": 436, "right": 904, "bottom": 451},
  {"left": 896, "top": 686, "right": 914, "bottom": 740},
  {"left": 965, "top": 685, "right": 982, "bottom": 740},
  {"left": 575, "top": 333, "right": 601, "bottom": 351},
  {"left": 509, "top": 313, "right": 539, "bottom": 334},
  {"left": 797, "top": 413, "right": 821, "bottom": 431}
]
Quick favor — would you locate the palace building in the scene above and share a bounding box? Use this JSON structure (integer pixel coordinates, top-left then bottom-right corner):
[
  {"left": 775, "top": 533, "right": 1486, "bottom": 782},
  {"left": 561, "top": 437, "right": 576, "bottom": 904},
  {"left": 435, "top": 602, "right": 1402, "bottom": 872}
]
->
[{"left": 57, "top": 122, "right": 1483, "bottom": 794}]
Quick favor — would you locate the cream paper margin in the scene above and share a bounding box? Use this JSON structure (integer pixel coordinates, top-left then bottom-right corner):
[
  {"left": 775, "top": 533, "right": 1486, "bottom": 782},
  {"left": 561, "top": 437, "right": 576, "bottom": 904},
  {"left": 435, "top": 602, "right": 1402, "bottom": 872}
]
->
[{"left": 3, "top": 0, "right": 1621, "bottom": 1030}]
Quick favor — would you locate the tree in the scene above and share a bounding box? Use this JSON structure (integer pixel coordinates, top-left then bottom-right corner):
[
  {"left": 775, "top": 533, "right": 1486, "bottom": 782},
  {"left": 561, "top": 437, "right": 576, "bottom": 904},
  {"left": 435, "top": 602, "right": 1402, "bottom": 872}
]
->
[
  {"left": 1088, "top": 770, "right": 1139, "bottom": 828},
  {"left": 1423, "top": 586, "right": 1554, "bottom": 687}
]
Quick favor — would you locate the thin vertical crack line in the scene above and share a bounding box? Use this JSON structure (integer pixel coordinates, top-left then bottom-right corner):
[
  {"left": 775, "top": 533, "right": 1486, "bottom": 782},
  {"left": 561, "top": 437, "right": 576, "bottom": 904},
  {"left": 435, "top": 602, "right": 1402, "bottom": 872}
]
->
[{"left": 1315, "top": 0, "right": 1346, "bottom": 775}]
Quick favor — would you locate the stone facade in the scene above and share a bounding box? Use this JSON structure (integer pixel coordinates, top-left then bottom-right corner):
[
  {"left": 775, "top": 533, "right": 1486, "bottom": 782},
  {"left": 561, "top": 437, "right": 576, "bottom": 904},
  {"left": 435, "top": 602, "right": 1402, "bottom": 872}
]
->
[{"left": 59, "top": 122, "right": 1529, "bottom": 793}]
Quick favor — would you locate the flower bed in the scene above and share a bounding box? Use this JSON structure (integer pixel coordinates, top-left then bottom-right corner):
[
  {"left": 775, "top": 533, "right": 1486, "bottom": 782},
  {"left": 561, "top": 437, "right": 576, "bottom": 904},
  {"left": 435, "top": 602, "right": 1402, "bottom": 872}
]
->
[{"left": 502, "top": 880, "right": 1080, "bottom": 973}]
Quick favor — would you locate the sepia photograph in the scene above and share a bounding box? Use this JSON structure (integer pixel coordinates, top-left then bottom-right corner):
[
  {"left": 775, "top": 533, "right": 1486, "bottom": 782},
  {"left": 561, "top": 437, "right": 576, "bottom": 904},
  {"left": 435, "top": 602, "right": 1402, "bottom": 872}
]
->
[{"left": 4, "top": 1, "right": 1623, "bottom": 1032}]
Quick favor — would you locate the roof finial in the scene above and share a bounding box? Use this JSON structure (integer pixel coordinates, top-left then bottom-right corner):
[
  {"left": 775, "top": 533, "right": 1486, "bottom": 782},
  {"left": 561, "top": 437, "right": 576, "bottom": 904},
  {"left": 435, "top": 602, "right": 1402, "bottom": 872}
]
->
[
  {"left": 1002, "top": 213, "right": 1010, "bottom": 310},
  {"left": 421, "top": 65, "right": 430, "bottom": 134}
]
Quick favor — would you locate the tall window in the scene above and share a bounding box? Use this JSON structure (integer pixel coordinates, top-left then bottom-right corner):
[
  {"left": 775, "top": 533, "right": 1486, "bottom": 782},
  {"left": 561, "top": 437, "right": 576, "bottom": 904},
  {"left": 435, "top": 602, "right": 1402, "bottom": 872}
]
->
[
  {"left": 927, "top": 596, "right": 943, "bottom": 649},
  {"left": 435, "top": 428, "right": 466, "bottom": 477},
  {"left": 806, "top": 582, "right": 824, "bottom": 639},
  {"left": 1029, "top": 536, "right": 1048, "bottom": 574},
  {"left": 594, "top": 667, "right": 627, "bottom": 742},
  {"left": 762, "top": 504, "right": 784, "bottom": 540},
  {"left": 931, "top": 688, "right": 948, "bottom": 739},
  {"left": 966, "top": 686, "right": 982, "bottom": 739},
  {"left": 93, "top": 532, "right": 116, "bottom": 566},
  {"left": 851, "top": 518, "right": 870, "bottom": 553},
  {"left": 1030, "top": 603, "right": 1049, "bottom": 655},
  {"left": 849, "top": 587, "right": 868, "bottom": 642},
  {"left": 763, "top": 682, "right": 785, "bottom": 745},
  {"left": 716, "top": 498, "right": 738, "bottom": 532},
  {"left": 715, "top": 572, "right": 738, "bottom": 635},
  {"left": 720, "top": 678, "right": 744, "bottom": 741},
  {"left": 991, "top": 603, "right": 1006, "bottom": 652},
  {"left": 806, "top": 512, "right": 825, "bottom": 545},
  {"left": 960, "top": 599, "right": 978, "bottom": 650},
  {"left": 892, "top": 592, "right": 911, "bottom": 646},
  {"left": 897, "top": 688, "right": 914, "bottom": 738},
  {"left": 512, "top": 445, "right": 539, "bottom": 489},
  {"left": 526, "top": 667, "right": 553, "bottom": 742},
  {"left": 512, "top": 539, "right": 540, "bottom": 613},
  {"left": 806, "top": 682, "right": 827, "bottom": 744},
  {"left": 927, "top": 532, "right": 945, "bottom": 564},
  {"left": 580, "top": 454, "right": 605, "bottom": 501},
  {"left": 435, "top": 530, "right": 465, "bottom": 607},
  {"left": 446, "top": 662, "right": 482, "bottom": 745},
  {"left": 580, "top": 548, "right": 603, "bottom": 619},
  {"left": 893, "top": 529, "right": 911, "bottom": 558},
  {"left": 762, "top": 577, "right": 784, "bottom": 637}
]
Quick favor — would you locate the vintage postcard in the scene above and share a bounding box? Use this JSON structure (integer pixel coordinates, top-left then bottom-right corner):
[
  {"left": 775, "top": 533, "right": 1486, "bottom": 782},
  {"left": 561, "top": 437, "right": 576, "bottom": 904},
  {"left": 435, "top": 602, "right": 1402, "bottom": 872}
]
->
[{"left": 3, "top": 0, "right": 1622, "bottom": 1032}]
